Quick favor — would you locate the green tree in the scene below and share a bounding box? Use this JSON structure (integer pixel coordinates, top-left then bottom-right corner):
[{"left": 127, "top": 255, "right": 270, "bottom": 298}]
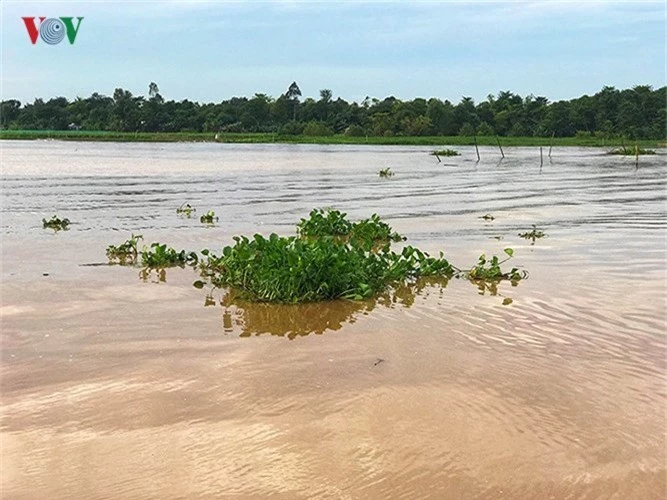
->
[{"left": 285, "top": 81, "right": 302, "bottom": 121}]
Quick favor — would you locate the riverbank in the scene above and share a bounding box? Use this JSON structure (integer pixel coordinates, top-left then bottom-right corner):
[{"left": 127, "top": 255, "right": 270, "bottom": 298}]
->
[{"left": 0, "top": 129, "right": 663, "bottom": 148}]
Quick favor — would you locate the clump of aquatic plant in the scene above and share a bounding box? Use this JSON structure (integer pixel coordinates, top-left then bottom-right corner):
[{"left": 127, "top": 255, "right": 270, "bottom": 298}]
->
[
  {"left": 176, "top": 203, "right": 196, "bottom": 216},
  {"left": 200, "top": 210, "right": 219, "bottom": 224},
  {"left": 297, "top": 208, "right": 352, "bottom": 237},
  {"left": 106, "top": 234, "right": 143, "bottom": 264},
  {"left": 518, "top": 225, "right": 545, "bottom": 242},
  {"left": 479, "top": 214, "right": 495, "bottom": 221},
  {"left": 42, "top": 215, "right": 70, "bottom": 231},
  {"left": 378, "top": 167, "right": 394, "bottom": 178},
  {"left": 349, "top": 214, "right": 405, "bottom": 248},
  {"left": 466, "top": 248, "right": 527, "bottom": 282},
  {"left": 193, "top": 209, "right": 529, "bottom": 304},
  {"left": 431, "top": 148, "right": 459, "bottom": 157},
  {"left": 609, "top": 146, "right": 655, "bottom": 155},
  {"left": 140, "top": 242, "right": 198, "bottom": 268},
  {"left": 297, "top": 209, "right": 404, "bottom": 248},
  {"left": 197, "top": 234, "right": 455, "bottom": 303}
]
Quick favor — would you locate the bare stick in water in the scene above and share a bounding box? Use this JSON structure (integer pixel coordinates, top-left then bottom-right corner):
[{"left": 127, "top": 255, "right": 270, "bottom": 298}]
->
[
  {"left": 540, "top": 146, "right": 543, "bottom": 167},
  {"left": 496, "top": 136, "right": 505, "bottom": 159},
  {"left": 548, "top": 131, "right": 555, "bottom": 157},
  {"left": 635, "top": 144, "right": 639, "bottom": 168},
  {"left": 474, "top": 136, "right": 480, "bottom": 162}
]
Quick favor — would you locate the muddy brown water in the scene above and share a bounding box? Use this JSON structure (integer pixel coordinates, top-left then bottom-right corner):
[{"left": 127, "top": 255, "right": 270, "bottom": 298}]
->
[{"left": 1, "top": 141, "right": 665, "bottom": 499}]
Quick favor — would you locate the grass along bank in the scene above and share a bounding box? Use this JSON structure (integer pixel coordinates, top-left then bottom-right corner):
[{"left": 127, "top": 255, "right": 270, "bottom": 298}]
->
[{"left": 0, "top": 129, "right": 663, "bottom": 148}]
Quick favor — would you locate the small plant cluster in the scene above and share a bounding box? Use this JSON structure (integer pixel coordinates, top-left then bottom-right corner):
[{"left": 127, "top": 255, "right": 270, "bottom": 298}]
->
[
  {"left": 141, "top": 243, "right": 198, "bottom": 267},
  {"left": 107, "top": 235, "right": 197, "bottom": 268},
  {"left": 297, "top": 209, "right": 404, "bottom": 248},
  {"left": 431, "top": 148, "right": 459, "bottom": 157},
  {"left": 196, "top": 210, "right": 527, "bottom": 303},
  {"left": 519, "top": 225, "right": 546, "bottom": 242},
  {"left": 609, "top": 146, "right": 655, "bottom": 155},
  {"left": 297, "top": 208, "right": 352, "bottom": 237},
  {"left": 42, "top": 215, "right": 70, "bottom": 231},
  {"left": 378, "top": 167, "right": 394, "bottom": 178},
  {"left": 200, "top": 210, "right": 219, "bottom": 224},
  {"left": 176, "top": 203, "right": 196, "bottom": 216},
  {"left": 467, "top": 248, "right": 527, "bottom": 282},
  {"left": 106, "top": 233, "right": 143, "bottom": 264},
  {"left": 349, "top": 213, "right": 405, "bottom": 248}
]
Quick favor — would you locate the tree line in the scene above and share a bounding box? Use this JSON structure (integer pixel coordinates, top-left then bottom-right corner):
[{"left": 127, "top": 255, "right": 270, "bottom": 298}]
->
[{"left": 1, "top": 82, "right": 664, "bottom": 139}]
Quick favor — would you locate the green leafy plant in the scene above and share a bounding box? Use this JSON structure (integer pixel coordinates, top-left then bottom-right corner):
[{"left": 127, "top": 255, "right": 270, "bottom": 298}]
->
[
  {"left": 198, "top": 234, "right": 455, "bottom": 303},
  {"left": 176, "top": 202, "right": 196, "bottom": 216},
  {"left": 431, "top": 148, "right": 459, "bottom": 156},
  {"left": 140, "top": 242, "right": 198, "bottom": 268},
  {"left": 466, "top": 248, "right": 527, "bottom": 282},
  {"left": 349, "top": 214, "right": 405, "bottom": 248},
  {"left": 297, "top": 209, "right": 404, "bottom": 249},
  {"left": 200, "top": 210, "right": 219, "bottom": 224},
  {"left": 194, "top": 209, "right": 530, "bottom": 304},
  {"left": 42, "top": 215, "right": 70, "bottom": 231},
  {"left": 609, "top": 146, "right": 655, "bottom": 155},
  {"left": 106, "top": 234, "right": 143, "bottom": 264},
  {"left": 518, "top": 225, "right": 546, "bottom": 242},
  {"left": 378, "top": 167, "right": 394, "bottom": 178},
  {"left": 297, "top": 208, "right": 352, "bottom": 237}
]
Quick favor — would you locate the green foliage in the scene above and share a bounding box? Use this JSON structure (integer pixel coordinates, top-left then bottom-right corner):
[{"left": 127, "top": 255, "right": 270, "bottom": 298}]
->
[
  {"left": 106, "top": 234, "right": 143, "bottom": 264},
  {"left": 431, "top": 148, "right": 459, "bottom": 156},
  {"left": 459, "top": 123, "right": 476, "bottom": 136},
  {"left": 279, "top": 120, "right": 304, "bottom": 135},
  {"left": 344, "top": 124, "right": 366, "bottom": 137},
  {"left": 609, "top": 146, "right": 656, "bottom": 155},
  {"left": 349, "top": 214, "right": 405, "bottom": 248},
  {"left": 476, "top": 122, "right": 495, "bottom": 136},
  {"left": 518, "top": 225, "right": 546, "bottom": 242},
  {"left": 198, "top": 234, "right": 455, "bottom": 303},
  {"left": 297, "top": 208, "right": 352, "bottom": 237},
  {"left": 467, "top": 248, "right": 527, "bottom": 282},
  {"left": 302, "top": 121, "right": 334, "bottom": 136},
  {"left": 296, "top": 209, "right": 404, "bottom": 248},
  {"left": 196, "top": 209, "right": 526, "bottom": 304},
  {"left": 176, "top": 203, "right": 196, "bottom": 216},
  {"left": 378, "top": 167, "right": 394, "bottom": 178},
  {"left": 140, "top": 243, "right": 198, "bottom": 268},
  {"left": 200, "top": 210, "right": 219, "bottom": 224},
  {"left": 42, "top": 215, "right": 70, "bottom": 231},
  {"left": 1, "top": 84, "right": 665, "bottom": 140}
]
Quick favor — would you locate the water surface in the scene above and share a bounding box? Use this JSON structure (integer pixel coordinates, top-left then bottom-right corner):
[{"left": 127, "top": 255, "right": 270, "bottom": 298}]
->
[{"left": 1, "top": 141, "right": 665, "bottom": 498}]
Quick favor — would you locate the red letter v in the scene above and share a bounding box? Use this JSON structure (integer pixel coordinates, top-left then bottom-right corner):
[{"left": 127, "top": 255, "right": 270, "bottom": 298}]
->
[{"left": 22, "top": 17, "right": 45, "bottom": 44}]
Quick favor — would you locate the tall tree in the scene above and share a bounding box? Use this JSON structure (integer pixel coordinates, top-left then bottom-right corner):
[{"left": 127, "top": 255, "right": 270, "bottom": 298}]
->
[
  {"left": 285, "top": 81, "right": 302, "bottom": 120},
  {"left": 148, "top": 82, "right": 159, "bottom": 98}
]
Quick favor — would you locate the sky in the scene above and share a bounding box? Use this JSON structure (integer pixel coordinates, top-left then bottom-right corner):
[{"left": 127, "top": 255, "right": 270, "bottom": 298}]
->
[{"left": 1, "top": 0, "right": 665, "bottom": 105}]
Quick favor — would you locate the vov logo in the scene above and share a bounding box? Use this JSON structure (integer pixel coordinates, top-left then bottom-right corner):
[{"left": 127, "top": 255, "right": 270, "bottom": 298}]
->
[{"left": 22, "top": 17, "right": 84, "bottom": 45}]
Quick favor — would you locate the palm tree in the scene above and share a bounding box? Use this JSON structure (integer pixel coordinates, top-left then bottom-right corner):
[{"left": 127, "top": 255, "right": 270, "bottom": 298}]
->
[
  {"left": 148, "top": 82, "right": 159, "bottom": 99},
  {"left": 285, "top": 81, "right": 301, "bottom": 121}
]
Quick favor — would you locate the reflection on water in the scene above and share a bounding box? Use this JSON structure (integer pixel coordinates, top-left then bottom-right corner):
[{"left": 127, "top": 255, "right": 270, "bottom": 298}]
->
[
  {"left": 202, "top": 278, "right": 449, "bottom": 339},
  {"left": 226, "top": 300, "right": 375, "bottom": 339},
  {"left": 139, "top": 267, "right": 167, "bottom": 283},
  {"left": 1, "top": 142, "right": 665, "bottom": 499}
]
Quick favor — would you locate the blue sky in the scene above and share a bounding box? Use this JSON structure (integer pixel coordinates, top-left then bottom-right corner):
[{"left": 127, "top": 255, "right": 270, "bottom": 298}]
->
[{"left": 1, "top": 1, "right": 664, "bottom": 105}]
